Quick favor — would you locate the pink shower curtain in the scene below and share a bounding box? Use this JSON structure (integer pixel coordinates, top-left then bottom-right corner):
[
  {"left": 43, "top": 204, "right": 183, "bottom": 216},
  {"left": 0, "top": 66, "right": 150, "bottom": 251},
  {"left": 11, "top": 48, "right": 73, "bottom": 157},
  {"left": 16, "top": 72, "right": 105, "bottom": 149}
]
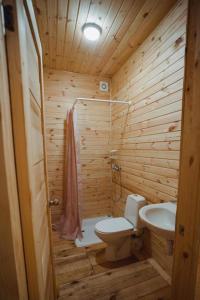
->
[{"left": 58, "top": 109, "right": 82, "bottom": 240}]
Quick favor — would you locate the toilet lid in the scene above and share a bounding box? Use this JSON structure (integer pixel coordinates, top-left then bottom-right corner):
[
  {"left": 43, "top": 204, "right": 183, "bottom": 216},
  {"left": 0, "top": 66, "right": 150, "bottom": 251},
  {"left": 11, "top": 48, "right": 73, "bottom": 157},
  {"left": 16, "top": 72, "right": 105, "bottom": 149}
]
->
[{"left": 95, "top": 217, "right": 133, "bottom": 233}]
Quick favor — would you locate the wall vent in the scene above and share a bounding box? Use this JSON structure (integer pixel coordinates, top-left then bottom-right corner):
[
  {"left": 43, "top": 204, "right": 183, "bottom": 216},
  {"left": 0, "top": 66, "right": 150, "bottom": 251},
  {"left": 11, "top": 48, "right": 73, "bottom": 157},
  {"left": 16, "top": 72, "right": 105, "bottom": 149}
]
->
[{"left": 99, "top": 81, "right": 109, "bottom": 92}]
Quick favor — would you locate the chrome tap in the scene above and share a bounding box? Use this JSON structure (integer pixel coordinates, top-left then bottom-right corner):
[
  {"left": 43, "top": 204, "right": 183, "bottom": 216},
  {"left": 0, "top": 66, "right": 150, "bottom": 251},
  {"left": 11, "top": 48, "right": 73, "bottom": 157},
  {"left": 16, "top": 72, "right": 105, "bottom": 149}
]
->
[{"left": 112, "top": 163, "right": 121, "bottom": 172}]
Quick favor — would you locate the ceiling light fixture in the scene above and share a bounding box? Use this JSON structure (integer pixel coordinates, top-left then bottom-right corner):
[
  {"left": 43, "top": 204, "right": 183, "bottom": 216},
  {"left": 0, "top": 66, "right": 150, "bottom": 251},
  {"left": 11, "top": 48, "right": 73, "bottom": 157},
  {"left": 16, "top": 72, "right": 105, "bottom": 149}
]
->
[{"left": 82, "top": 23, "right": 102, "bottom": 41}]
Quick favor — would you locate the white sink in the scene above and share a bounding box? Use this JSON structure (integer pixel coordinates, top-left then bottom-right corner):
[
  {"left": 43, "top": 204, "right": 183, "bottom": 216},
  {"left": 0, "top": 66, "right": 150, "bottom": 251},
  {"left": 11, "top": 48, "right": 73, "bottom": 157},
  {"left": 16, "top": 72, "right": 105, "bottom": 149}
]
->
[{"left": 139, "top": 202, "right": 176, "bottom": 240}]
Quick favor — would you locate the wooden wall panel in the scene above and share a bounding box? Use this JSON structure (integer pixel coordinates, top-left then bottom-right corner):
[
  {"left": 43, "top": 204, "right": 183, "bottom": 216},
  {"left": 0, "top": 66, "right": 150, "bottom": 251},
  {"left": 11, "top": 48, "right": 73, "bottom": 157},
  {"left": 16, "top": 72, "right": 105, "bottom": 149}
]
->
[
  {"left": 44, "top": 69, "right": 112, "bottom": 222},
  {"left": 110, "top": 0, "right": 187, "bottom": 276},
  {"left": 196, "top": 248, "right": 200, "bottom": 299}
]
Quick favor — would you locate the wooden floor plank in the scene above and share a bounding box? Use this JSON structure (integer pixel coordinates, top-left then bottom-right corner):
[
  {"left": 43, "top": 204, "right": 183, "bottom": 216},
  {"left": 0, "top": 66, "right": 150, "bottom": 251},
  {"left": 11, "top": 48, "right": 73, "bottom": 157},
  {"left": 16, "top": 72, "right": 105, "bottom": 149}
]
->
[
  {"left": 88, "top": 247, "right": 139, "bottom": 275},
  {"left": 54, "top": 245, "right": 87, "bottom": 264},
  {"left": 52, "top": 231, "right": 171, "bottom": 299},
  {"left": 58, "top": 262, "right": 161, "bottom": 299},
  {"left": 110, "top": 276, "right": 169, "bottom": 300},
  {"left": 138, "top": 286, "right": 171, "bottom": 300},
  {"left": 55, "top": 256, "right": 93, "bottom": 287}
]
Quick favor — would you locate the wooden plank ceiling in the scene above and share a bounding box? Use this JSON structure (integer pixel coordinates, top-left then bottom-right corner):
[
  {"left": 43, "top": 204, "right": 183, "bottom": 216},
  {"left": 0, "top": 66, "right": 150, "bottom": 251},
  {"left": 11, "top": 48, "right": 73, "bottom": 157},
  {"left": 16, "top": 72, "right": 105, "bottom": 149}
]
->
[{"left": 33, "top": 0, "right": 177, "bottom": 76}]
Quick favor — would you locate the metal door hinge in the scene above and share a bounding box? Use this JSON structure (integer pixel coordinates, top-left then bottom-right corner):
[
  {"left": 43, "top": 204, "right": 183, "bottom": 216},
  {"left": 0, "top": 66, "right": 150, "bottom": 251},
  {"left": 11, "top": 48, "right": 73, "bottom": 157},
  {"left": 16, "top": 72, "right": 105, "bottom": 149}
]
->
[
  {"left": 0, "top": 3, "right": 5, "bottom": 35},
  {"left": 1, "top": 4, "right": 14, "bottom": 33}
]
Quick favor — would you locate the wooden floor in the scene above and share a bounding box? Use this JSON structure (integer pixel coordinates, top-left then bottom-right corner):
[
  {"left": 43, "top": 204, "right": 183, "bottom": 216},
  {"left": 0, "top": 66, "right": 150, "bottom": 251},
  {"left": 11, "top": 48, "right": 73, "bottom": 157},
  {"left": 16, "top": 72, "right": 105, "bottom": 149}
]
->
[{"left": 52, "top": 231, "right": 171, "bottom": 300}]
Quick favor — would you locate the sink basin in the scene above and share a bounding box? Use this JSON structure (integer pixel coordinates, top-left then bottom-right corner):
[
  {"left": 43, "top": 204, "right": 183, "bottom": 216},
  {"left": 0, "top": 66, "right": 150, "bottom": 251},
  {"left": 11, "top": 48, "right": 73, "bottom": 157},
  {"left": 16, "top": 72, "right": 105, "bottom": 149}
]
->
[{"left": 139, "top": 202, "right": 176, "bottom": 240}]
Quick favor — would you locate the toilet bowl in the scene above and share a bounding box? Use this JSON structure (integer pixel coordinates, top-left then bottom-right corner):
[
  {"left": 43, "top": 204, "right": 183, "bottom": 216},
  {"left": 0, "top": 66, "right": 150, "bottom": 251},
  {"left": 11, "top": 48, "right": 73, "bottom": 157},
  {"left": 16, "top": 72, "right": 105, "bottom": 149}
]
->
[{"left": 95, "top": 194, "right": 146, "bottom": 262}]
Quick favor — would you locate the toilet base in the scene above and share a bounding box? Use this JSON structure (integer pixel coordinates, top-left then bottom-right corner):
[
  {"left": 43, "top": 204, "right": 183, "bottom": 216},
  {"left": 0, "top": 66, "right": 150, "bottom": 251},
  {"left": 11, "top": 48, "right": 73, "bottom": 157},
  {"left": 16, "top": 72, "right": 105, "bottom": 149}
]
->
[{"left": 105, "top": 236, "right": 131, "bottom": 262}]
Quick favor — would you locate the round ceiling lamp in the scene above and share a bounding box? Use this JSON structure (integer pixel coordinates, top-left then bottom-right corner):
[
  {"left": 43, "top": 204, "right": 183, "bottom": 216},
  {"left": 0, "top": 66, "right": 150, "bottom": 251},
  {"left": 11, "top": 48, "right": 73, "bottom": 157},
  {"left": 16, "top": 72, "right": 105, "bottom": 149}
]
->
[{"left": 82, "top": 23, "right": 102, "bottom": 41}]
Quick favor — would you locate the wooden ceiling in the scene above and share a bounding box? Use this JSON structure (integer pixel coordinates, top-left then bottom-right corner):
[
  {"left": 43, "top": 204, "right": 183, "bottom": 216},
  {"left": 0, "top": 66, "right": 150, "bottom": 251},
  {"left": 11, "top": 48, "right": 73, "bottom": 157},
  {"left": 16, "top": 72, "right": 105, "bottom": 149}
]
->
[{"left": 33, "top": 0, "right": 177, "bottom": 76}]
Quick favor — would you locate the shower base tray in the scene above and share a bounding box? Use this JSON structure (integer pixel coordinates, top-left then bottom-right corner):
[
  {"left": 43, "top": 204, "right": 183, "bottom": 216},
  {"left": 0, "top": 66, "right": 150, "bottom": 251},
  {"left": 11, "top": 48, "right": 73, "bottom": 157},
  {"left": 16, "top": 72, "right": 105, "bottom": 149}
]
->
[{"left": 75, "top": 215, "right": 111, "bottom": 247}]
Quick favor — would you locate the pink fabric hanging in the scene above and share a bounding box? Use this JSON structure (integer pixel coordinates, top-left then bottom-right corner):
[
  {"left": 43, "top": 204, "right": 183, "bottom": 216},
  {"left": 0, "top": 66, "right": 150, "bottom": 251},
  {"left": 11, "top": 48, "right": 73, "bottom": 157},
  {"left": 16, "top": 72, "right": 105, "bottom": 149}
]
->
[{"left": 58, "top": 109, "right": 82, "bottom": 240}]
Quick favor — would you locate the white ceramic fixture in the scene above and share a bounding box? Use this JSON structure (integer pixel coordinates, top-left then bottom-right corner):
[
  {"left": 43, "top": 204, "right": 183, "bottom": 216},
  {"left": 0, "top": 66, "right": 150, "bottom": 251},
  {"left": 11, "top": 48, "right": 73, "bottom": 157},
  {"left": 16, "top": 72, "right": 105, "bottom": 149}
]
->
[
  {"left": 139, "top": 202, "right": 176, "bottom": 240},
  {"left": 95, "top": 194, "right": 146, "bottom": 262},
  {"left": 82, "top": 23, "right": 102, "bottom": 41}
]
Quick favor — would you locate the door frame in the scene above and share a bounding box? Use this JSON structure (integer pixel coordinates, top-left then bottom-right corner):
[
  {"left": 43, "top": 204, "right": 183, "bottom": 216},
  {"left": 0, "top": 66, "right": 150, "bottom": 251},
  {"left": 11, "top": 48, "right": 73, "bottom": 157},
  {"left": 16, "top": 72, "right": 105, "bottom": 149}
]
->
[
  {"left": 172, "top": 0, "right": 200, "bottom": 298},
  {"left": 4, "top": 0, "right": 56, "bottom": 298},
  {"left": 0, "top": 0, "right": 28, "bottom": 298},
  {"left": 2, "top": 0, "right": 200, "bottom": 298}
]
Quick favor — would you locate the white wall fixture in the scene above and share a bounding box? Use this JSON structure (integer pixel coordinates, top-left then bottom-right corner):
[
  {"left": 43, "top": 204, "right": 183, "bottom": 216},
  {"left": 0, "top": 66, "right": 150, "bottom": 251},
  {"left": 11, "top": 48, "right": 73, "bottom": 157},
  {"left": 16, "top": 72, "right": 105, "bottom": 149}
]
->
[
  {"left": 99, "top": 81, "right": 109, "bottom": 92},
  {"left": 139, "top": 202, "right": 177, "bottom": 240},
  {"left": 82, "top": 23, "right": 102, "bottom": 41}
]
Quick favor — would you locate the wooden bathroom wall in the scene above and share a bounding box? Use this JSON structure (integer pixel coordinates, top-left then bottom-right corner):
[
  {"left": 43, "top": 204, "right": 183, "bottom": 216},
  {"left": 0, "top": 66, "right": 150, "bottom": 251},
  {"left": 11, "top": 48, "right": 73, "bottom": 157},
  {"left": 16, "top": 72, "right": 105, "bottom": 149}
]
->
[
  {"left": 110, "top": 0, "right": 187, "bottom": 276},
  {"left": 196, "top": 251, "right": 200, "bottom": 299},
  {"left": 44, "top": 69, "right": 112, "bottom": 222}
]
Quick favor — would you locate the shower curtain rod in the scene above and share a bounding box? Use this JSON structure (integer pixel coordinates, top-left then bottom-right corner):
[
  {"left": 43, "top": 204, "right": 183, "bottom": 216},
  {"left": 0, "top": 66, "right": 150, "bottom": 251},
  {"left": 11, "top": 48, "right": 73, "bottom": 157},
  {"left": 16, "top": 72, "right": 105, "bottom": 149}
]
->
[{"left": 73, "top": 97, "right": 131, "bottom": 106}]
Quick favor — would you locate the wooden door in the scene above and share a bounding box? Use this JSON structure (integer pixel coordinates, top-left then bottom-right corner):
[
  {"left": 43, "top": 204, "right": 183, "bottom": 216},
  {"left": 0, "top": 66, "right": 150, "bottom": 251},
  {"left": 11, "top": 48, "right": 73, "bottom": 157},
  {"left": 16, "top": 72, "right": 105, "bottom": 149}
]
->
[
  {"left": 172, "top": 0, "right": 200, "bottom": 299},
  {"left": 0, "top": 1, "right": 28, "bottom": 298},
  {"left": 4, "top": 0, "right": 55, "bottom": 299}
]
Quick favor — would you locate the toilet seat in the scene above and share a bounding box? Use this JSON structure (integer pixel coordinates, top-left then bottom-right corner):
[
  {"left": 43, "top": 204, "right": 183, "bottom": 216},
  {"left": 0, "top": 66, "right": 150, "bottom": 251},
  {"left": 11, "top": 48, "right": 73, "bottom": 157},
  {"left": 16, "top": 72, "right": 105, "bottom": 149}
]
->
[
  {"left": 95, "top": 217, "right": 134, "bottom": 234},
  {"left": 94, "top": 194, "right": 145, "bottom": 262}
]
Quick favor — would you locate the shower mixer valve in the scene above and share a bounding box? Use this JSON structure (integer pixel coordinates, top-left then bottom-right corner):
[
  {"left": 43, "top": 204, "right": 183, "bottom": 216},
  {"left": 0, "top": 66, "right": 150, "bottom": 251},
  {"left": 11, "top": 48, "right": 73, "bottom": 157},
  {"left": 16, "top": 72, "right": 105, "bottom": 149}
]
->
[
  {"left": 112, "top": 163, "right": 121, "bottom": 172},
  {"left": 48, "top": 197, "right": 60, "bottom": 207}
]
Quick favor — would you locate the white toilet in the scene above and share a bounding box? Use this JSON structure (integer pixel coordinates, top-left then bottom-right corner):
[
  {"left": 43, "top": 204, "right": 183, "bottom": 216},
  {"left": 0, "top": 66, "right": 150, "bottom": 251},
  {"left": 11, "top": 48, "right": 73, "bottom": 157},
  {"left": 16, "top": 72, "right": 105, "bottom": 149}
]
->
[{"left": 95, "top": 194, "right": 146, "bottom": 262}]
